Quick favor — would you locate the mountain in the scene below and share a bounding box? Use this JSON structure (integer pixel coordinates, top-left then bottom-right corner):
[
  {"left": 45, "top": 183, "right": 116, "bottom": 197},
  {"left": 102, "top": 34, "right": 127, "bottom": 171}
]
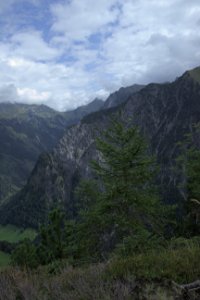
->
[
  {"left": 103, "top": 84, "right": 145, "bottom": 109},
  {"left": 0, "top": 100, "right": 104, "bottom": 204},
  {"left": 2, "top": 67, "right": 200, "bottom": 228},
  {"left": 63, "top": 98, "right": 103, "bottom": 122}
]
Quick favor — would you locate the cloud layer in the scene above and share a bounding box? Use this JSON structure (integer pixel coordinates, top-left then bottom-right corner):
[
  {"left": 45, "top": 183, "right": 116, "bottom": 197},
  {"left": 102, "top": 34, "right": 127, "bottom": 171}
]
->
[{"left": 0, "top": 0, "right": 200, "bottom": 110}]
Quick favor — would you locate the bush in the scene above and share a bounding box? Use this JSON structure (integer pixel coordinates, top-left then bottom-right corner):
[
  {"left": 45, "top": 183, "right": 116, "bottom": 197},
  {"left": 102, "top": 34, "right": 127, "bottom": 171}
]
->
[
  {"left": 112, "top": 230, "right": 166, "bottom": 258},
  {"left": 106, "top": 238, "right": 200, "bottom": 284},
  {"left": 11, "top": 238, "right": 38, "bottom": 269}
]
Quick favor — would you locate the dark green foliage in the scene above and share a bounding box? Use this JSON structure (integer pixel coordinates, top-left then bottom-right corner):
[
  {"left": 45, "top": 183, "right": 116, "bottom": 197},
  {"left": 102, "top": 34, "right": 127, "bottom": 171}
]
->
[
  {"left": 11, "top": 238, "right": 38, "bottom": 269},
  {"left": 75, "top": 180, "right": 100, "bottom": 212},
  {"left": 107, "top": 237, "right": 200, "bottom": 284},
  {"left": 11, "top": 208, "right": 66, "bottom": 268},
  {"left": 74, "top": 119, "right": 166, "bottom": 261},
  {"left": 112, "top": 229, "right": 166, "bottom": 258},
  {"left": 37, "top": 209, "right": 66, "bottom": 265}
]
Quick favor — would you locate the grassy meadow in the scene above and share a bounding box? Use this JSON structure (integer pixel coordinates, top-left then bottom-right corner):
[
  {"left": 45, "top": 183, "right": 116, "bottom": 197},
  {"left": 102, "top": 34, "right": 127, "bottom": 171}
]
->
[{"left": 0, "top": 225, "right": 36, "bottom": 243}]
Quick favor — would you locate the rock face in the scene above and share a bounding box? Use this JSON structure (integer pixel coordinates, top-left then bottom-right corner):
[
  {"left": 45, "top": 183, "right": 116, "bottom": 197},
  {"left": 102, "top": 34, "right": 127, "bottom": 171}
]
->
[
  {"left": 1, "top": 67, "right": 200, "bottom": 228},
  {"left": 0, "top": 100, "right": 104, "bottom": 204}
]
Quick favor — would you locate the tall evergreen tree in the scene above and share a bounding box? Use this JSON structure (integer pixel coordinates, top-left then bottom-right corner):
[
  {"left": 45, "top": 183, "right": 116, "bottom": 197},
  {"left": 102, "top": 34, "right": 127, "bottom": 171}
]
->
[{"left": 75, "top": 118, "right": 164, "bottom": 260}]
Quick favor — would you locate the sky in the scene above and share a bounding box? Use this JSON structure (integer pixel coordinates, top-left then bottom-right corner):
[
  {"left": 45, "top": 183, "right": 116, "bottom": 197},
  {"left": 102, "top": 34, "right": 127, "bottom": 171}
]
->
[{"left": 0, "top": 0, "right": 200, "bottom": 111}]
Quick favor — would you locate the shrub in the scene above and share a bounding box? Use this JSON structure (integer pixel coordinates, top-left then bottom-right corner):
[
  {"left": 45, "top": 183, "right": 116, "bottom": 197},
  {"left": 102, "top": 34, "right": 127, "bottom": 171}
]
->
[{"left": 106, "top": 238, "right": 200, "bottom": 284}]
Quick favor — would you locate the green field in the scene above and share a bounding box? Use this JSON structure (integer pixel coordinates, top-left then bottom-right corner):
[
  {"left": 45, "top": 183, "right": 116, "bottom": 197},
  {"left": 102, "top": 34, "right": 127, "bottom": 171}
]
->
[{"left": 0, "top": 225, "right": 37, "bottom": 243}]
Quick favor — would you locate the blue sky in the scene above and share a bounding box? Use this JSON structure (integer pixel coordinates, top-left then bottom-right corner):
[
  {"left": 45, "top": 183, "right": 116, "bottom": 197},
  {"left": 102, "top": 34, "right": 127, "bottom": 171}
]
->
[{"left": 0, "top": 0, "right": 200, "bottom": 111}]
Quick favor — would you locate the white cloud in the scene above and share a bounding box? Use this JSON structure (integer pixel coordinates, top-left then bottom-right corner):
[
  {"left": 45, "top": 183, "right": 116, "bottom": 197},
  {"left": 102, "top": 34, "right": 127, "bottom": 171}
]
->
[
  {"left": 17, "top": 88, "right": 50, "bottom": 102},
  {"left": 4, "top": 30, "right": 61, "bottom": 62},
  {"left": 51, "top": 0, "right": 119, "bottom": 41},
  {"left": 0, "top": 54, "right": 104, "bottom": 111},
  {"left": 0, "top": 0, "right": 200, "bottom": 110},
  {"left": 97, "top": 0, "right": 200, "bottom": 85}
]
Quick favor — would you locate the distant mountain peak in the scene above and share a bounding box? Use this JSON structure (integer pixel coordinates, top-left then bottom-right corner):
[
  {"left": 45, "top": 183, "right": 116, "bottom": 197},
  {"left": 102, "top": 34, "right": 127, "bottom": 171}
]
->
[
  {"left": 103, "top": 84, "right": 145, "bottom": 109},
  {"left": 83, "top": 98, "right": 103, "bottom": 108}
]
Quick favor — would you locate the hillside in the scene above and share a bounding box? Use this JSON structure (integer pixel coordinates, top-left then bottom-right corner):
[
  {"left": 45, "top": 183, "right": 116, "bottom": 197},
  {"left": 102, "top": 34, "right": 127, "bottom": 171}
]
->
[
  {"left": 1, "top": 67, "right": 200, "bottom": 228},
  {"left": 0, "top": 100, "right": 104, "bottom": 203}
]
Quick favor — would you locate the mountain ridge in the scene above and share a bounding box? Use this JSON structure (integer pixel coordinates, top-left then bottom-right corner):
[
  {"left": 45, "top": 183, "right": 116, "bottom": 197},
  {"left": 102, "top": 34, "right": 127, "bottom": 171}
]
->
[{"left": 1, "top": 67, "right": 200, "bottom": 227}]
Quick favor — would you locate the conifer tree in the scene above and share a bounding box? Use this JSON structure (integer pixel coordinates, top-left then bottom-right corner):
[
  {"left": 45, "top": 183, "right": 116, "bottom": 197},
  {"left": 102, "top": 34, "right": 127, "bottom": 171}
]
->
[
  {"left": 11, "top": 209, "right": 66, "bottom": 268},
  {"left": 76, "top": 118, "right": 164, "bottom": 260},
  {"left": 37, "top": 208, "right": 66, "bottom": 264}
]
